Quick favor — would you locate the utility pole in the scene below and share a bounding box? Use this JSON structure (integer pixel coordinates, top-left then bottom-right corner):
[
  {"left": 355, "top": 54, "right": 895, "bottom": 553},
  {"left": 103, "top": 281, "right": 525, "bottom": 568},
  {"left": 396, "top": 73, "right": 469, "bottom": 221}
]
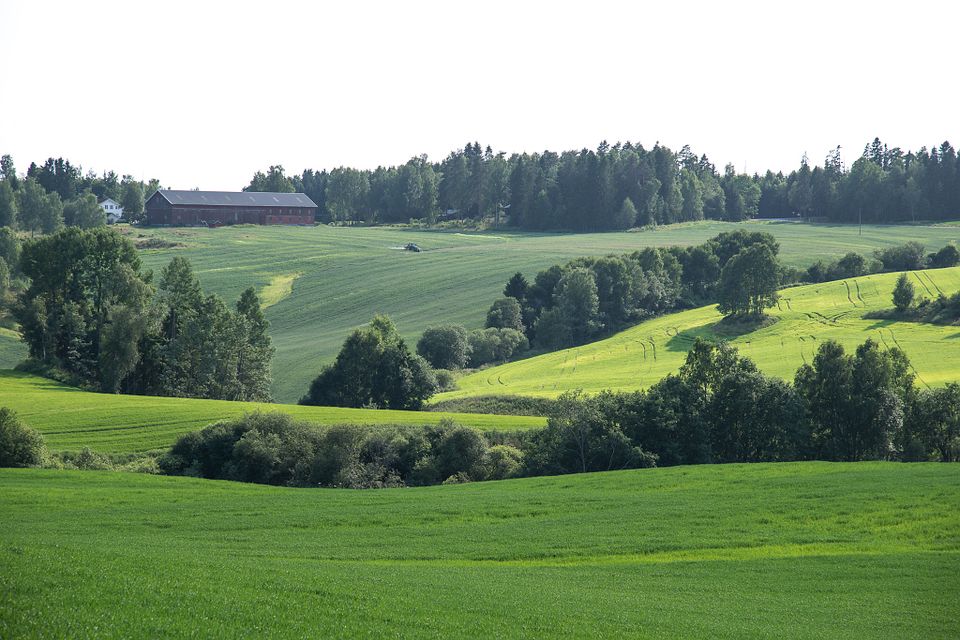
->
[{"left": 859, "top": 207, "right": 862, "bottom": 236}]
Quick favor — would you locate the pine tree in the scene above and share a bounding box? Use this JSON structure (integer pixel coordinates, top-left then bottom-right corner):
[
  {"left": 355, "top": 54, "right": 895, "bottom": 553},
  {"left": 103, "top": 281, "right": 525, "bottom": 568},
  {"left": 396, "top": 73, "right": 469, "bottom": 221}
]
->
[
  {"left": 614, "top": 197, "right": 638, "bottom": 230},
  {"left": 0, "top": 180, "right": 17, "bottom": 228},
  {"left": 235, "top": 287, "right": 274, "bottom": 401},
  {"left": 892, "top": 273, "right": 915, "bottom": 312},
  {"left": 503, "top": 272, "right": 529, "bottom": 300}
]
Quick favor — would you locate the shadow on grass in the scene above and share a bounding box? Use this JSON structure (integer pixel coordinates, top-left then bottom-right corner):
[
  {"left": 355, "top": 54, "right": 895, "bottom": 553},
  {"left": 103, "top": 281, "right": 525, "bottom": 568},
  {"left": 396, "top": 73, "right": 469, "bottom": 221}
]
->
[
  {"left": 665, "top": 324, "right": 718, "bottom": 353},
  {"left": 665, "top": 315, "right": 779, "bottom": 353}
]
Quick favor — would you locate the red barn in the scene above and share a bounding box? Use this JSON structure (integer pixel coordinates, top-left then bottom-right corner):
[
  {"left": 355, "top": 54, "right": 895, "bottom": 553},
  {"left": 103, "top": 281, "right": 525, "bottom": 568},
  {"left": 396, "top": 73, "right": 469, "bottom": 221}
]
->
[{"left": 145, "top": 190, "right": 317, "bottom": 226}]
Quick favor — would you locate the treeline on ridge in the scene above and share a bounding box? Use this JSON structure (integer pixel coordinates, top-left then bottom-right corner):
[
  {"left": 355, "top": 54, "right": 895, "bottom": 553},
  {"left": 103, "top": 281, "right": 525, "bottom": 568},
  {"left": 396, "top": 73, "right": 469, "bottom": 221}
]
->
[{"left": 245, "top": 137, "right": 960, "bottom": 229}]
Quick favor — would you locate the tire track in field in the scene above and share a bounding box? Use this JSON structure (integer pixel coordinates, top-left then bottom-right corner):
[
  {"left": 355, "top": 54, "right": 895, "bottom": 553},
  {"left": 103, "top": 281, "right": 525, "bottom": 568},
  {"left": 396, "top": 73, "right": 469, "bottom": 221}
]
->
[
  {"left": 877, "top": 330, "right": 893, "bottom": 352},
  {"left": 886, "top": 328, "right": 931, "bottom": 389},
  {"left": 853, "top": 279, "right": 865, "bottom": 305},
  {"left": 843, "top": 280, "right": 858, "bottom": 307},
  {"left": 923, "top": 272, "right": 944, "bottom": 296},
  {"left": 912, "top": 272, "right": 933, "bottom": 297},
  {"left": 798, "top": 336, "right": 809, "bottom": 365}
]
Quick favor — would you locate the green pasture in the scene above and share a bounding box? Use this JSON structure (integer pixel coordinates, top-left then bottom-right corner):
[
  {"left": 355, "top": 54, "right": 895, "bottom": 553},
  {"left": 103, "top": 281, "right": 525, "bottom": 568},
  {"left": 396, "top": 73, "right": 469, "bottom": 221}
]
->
[
  {"left": 120, "top": 221, "right": 960, "bottom": 402},
  {"left": 0, "top": 371, "right": 544, "bottom": 453},
  {"left": 1, "top": 462, "right": 957, "bottom": 638},
  {"left": 0, "top": 326, "right": 25, "bottom": 368},
  {"left": 441, "top": 266, "right": 960, "bottom": 400}
]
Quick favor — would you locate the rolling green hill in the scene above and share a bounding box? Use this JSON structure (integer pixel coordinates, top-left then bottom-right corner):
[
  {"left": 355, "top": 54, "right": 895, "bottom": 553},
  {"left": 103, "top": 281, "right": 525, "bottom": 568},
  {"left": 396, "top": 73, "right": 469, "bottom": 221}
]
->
[
  {"left": 1, "top": 462, "right": 957, "bottom": 638},
  {"left": 441, "top": 266, "right": 960, "bottom": 400},
  {"left": 121, "top": 221, "right": 960, "bottom": 402},
  {"left": 0, "top": 371, "right": 544, "bottom": 453}
]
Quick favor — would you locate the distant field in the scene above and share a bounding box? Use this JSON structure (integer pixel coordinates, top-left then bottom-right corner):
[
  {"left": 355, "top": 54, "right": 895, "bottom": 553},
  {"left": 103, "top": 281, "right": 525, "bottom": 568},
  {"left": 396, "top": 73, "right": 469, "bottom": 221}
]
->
[
  {"left": 0, "top": 371, "right": 544, "bottom": 453},
  {"left": 0, "top": 326, "right": 26, "bottom": 369},
  {"left": 1, "top": 462, "right": 957, "bottom": 638},
  {"left": 117, "top": 221, "right": 960, "bottom": 402},
  {"left": 441, "top": 266, "right": 960, "bottom": 400}
]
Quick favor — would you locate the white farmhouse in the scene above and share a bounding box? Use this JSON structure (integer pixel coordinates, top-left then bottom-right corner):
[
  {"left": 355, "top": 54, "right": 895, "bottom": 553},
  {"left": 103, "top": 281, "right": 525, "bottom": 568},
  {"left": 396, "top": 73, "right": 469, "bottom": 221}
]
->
[{"left": 99, "top": 197, "right": 124, "bottom": 224}]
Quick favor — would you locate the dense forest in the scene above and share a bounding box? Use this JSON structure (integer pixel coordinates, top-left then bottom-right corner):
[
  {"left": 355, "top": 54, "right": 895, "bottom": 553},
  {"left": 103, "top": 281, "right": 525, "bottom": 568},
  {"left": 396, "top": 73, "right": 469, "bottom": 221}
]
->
[
  {"left": 247, "top": 138, "right": 960, "bottom": 229},
  {"left": 3, "top": 137, "right": 958, "bottom": 234}
]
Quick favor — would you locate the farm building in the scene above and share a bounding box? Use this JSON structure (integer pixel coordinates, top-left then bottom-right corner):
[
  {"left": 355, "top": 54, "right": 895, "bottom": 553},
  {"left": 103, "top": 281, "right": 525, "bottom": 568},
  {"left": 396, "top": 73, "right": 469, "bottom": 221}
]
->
[
  {"left": 98, "top": 197, "right": 124, "bottom": 224},
  {"left": 145, "top": 190, "right": 317, "bottom": 226}
]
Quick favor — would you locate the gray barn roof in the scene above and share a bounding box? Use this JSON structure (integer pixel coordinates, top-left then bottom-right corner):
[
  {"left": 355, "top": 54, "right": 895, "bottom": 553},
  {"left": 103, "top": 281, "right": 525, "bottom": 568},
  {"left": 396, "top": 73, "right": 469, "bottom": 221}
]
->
[{"left": 155, "top": 190, "right": 317, "bottom": 208}]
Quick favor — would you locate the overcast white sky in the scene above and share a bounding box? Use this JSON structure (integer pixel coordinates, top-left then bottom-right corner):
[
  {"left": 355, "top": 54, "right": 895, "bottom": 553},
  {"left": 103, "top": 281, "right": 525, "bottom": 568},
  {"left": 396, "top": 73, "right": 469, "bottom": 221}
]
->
[{"left": 1, "top": 0, "right": 956, "bottom": 190}]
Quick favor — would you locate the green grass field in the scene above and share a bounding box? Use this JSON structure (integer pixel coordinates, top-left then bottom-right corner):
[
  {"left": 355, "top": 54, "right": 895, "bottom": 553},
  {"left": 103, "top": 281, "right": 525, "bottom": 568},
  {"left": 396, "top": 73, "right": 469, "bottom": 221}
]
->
[
  {"left": 115, "top": 220, "right": 960, "bottom": 402},
  {"left": 0, "top": 326, "right": 26, "bottom": 369},
  {"left": 1, "top": 462, "right": 956, "bottom": 638},
  {"left": 0, "top": 371, "right": 544, "bottom": 453},
  {"left": 441, "top": 266, "right": 960, "bottom": 400}
]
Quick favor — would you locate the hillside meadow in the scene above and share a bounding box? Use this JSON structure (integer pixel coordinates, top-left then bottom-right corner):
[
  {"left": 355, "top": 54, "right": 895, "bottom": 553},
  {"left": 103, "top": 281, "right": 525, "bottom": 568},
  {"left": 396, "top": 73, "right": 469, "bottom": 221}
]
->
[
  {"left": 109, "top": 220, "right": 960, "bottom": 402},
  {"left": 0, "top": 371, "right": 543, "bottom": 453},
  {"left": 0, "top": 462, "right": 957, "bottom": 638},
  {"left": 442, "top": 266, "right": 960, "bottom": 400}
]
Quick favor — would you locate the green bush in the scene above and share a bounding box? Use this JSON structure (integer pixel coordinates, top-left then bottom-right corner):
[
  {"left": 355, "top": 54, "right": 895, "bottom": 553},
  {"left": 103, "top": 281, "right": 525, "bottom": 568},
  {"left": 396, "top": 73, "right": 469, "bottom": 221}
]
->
[
  {"left": 162, "top": 412, "right": 512, "bottom": 488},
  {"left": 486, "top": 297, "right": 524, "bottom": 332},
  {"left": 875, "top": 242, "right": 927, "bottom": 271},
  {"left": 468, "top": 328, "right": 528, "bottom": 367},
  {"left": 433, "top": 369, "right": 457, "bottom": 392},
  {"left": 417, "top": 325, "right": 470, "bottom": 369},
  {"left": 893, "top": 273, "right": 915, "bottom": 312},
  {"left": 71, "top": 447, "right": 114, "bottom": 470},
  {"left": 0, "top": 408, "right": 45, "bottom": 467},
  {"left": 434, "top": 424, "right": 489, "bottom": 481},
  {"left": 486, "top": 444, "right": 524, "bottom": 480},
  {"left": 929, "top": 244, "right": 960, "bottom": 268}
]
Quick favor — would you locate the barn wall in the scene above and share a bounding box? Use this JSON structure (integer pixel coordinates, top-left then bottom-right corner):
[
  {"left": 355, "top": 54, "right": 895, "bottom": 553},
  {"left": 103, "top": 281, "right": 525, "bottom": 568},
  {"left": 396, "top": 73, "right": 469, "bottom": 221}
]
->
[{"left": 146, "top": 203, "right": 316, "bottom": 226}]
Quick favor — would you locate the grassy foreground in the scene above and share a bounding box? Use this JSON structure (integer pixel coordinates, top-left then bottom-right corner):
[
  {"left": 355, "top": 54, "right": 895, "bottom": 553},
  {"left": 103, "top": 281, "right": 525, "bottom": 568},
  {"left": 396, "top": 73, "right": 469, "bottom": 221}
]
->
[
  {"left": 0, "top": 370, "right": 544, "bottom": 453},
  {"left": 122, "top": 220, "right": 960, "bottom": 402},
  {"left": 0, "top": 462, "right": 957, "bottom": 638},
  {"left": 442, "top": 266, "right": 960, "bottom": 399}
]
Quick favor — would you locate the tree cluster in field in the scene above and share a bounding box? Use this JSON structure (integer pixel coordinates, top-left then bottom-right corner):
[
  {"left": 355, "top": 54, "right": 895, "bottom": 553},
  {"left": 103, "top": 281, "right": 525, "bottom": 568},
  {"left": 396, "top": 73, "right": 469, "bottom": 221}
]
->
[
  {"left": 880, "top": 271, "right": 960, "bottom": 325},
  {"left": 0, "top": 155, "right": 156, "bottom": 231},
  {"left": 806, "top": 242, "right": 960, "bottom": 283},
  {"left": 526, "top": 338, "right": 960, "bottom": 470},
  {"left": 416, "top": 324, "right": 529, "bottom": 371},
  {"left": 457, "top": 237, "right": 959, "bottom": 364},
  {"left": 472, "top": 230, "right": 783, "bottom": 352},
  {"left": 300, "top": 315, "right": 435, "bottom": 410},
  {"left": 244, "top": 138, "right": 960, "bottom": 229},
  {"left": 154, "top": 336, "right": 960, "bottom": 489},
  {"left": 12, "top": 227, "right": 273, "bottom": 400},
  {"left": 159, "top": 412, "right": 528, "bottom": 488}
]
